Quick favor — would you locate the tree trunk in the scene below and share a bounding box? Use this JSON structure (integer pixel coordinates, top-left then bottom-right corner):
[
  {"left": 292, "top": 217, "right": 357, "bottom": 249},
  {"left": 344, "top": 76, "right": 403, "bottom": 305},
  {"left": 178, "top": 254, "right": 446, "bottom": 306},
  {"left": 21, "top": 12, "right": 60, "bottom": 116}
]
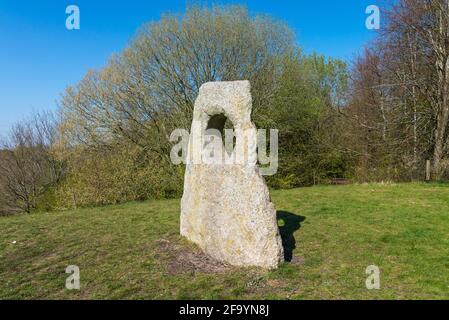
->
[{"left": 433, "top": 77, "right": 449, "bottom": 179}]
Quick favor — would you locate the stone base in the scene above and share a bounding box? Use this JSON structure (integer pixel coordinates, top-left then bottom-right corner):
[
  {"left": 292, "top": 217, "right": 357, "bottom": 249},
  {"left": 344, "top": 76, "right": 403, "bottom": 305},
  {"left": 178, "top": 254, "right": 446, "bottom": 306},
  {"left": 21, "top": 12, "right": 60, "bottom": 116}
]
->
[{"left": 181, "top": 164, "right": 284, "bottom": 269}]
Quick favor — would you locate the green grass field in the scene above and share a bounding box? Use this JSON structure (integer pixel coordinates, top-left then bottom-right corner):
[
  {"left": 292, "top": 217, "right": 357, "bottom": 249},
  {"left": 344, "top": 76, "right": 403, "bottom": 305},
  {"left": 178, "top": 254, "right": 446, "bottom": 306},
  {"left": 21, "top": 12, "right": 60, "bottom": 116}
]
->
[{"left": 1, "top": 182, "right": 449, "bottom": 299}]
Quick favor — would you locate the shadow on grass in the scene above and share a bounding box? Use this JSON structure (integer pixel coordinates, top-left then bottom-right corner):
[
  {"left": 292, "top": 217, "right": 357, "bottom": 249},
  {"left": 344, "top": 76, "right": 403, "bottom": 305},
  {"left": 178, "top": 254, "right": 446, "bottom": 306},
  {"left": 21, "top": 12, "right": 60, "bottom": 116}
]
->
[{"left": 276, "top": 211, "right": 305, "bottom": 262}]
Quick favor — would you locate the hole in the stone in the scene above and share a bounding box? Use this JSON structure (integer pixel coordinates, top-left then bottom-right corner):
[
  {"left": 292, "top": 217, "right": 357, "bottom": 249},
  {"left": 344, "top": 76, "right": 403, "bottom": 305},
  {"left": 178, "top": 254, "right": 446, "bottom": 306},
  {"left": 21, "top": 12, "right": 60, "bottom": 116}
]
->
[{"left": 205, "top": 114, "right": 235, "bottom": 157}]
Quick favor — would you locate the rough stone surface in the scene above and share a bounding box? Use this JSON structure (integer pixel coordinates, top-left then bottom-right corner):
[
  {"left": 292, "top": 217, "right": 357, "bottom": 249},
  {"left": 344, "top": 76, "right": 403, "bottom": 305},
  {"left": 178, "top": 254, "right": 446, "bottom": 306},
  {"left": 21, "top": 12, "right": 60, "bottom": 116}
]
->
[{"left": 180, "top": 80, "right": 284, "bottom": 269}]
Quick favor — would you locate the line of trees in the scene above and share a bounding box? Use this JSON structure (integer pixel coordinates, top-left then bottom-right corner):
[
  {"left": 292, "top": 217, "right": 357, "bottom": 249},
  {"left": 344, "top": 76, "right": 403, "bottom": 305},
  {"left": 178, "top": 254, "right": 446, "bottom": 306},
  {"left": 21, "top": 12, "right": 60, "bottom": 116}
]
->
[
  {"left": 345, "top": 0, "right": 449, "bottom": 181},
  {"left": 0, "top": 112, "right": 63, "bottom": 214},
  {"left": 1, "top": 2, "right": 448, "bottom": 215}
]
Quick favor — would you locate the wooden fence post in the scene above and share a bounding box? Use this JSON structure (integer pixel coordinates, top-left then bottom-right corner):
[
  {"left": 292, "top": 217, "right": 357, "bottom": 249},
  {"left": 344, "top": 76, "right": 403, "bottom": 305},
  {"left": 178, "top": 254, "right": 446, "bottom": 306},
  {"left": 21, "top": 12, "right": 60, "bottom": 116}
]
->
[{"left": 426, "top": 160, "right": 431, "bottom": 181}]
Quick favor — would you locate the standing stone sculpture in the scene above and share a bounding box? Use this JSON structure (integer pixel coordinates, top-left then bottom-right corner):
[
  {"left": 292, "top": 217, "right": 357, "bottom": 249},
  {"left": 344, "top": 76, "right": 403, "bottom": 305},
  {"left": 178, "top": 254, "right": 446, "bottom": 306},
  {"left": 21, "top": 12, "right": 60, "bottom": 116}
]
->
[{"left": 180, "top": 80, "right": 284, "bottom": 269}]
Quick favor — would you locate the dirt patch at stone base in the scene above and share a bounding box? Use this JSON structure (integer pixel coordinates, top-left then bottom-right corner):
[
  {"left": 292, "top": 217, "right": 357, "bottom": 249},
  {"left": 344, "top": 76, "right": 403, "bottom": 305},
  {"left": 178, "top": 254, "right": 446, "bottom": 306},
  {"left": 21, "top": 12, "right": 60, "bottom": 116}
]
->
[{"left": 156, "top": 238, "right": 231, "bottom": 275}]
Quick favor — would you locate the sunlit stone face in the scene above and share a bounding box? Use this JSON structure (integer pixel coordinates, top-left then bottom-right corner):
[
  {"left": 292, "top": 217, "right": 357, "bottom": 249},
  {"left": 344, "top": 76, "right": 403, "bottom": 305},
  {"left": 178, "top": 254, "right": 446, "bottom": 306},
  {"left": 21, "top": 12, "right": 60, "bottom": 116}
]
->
[{"left": 180, "top": 80, "right": 283, "bottom": 269}]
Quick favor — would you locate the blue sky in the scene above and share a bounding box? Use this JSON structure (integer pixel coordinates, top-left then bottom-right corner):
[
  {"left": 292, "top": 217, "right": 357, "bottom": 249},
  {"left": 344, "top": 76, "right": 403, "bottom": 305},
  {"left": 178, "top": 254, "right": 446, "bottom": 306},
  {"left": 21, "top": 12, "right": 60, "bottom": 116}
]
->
[{"left": 0, "top": 0, "right": 379, "bottom": 136}]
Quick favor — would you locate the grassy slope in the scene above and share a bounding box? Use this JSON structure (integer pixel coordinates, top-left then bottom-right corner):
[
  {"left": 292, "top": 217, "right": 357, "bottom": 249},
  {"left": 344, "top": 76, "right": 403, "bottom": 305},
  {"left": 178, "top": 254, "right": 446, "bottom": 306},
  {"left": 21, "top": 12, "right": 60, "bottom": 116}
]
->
[{"left": 1, "top": 183, "right": 449, "bottom": 299}]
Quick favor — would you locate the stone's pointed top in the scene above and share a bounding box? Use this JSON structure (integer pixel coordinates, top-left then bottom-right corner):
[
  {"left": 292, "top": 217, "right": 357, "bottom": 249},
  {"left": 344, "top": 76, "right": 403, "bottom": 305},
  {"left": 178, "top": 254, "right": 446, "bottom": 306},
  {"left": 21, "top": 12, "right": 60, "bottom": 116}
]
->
[
  {"left": 199, "top": 80, "right": 250, "bottom": 92},
  {"left": 194, "top": 80, "right": 253, "bottom": 127}
]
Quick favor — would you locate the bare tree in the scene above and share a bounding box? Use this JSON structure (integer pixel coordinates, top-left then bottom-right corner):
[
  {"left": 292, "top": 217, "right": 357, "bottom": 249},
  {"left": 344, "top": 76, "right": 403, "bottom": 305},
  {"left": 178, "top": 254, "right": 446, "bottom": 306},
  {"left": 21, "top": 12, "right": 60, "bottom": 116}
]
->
[
  {"left": 347, "top": 0, "right": 449, "bottom": 180},
  {"left": 0, "top": 111, "right": 63, "bottom": 214},
  {"left": 387, "top": 0, "right": 449, "bottom": 179}
]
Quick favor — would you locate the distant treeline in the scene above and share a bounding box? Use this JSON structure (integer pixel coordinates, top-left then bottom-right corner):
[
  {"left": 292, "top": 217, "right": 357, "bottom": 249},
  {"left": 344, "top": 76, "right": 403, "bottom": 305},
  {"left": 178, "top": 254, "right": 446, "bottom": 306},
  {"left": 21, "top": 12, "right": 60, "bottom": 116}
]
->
[{"left": 1, "top": 2, "right": 448, "bottom": 215}]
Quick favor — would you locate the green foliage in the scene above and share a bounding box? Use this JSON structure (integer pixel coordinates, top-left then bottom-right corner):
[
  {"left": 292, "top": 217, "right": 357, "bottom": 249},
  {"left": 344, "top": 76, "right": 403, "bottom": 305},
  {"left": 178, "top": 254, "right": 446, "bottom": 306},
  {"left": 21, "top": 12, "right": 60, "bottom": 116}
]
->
[
  {"left": 54, "top": 144, "right": 184, "bottom": 209},
  {"left": 258, "top": 52, "right": 350, "bottom": 188}
]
